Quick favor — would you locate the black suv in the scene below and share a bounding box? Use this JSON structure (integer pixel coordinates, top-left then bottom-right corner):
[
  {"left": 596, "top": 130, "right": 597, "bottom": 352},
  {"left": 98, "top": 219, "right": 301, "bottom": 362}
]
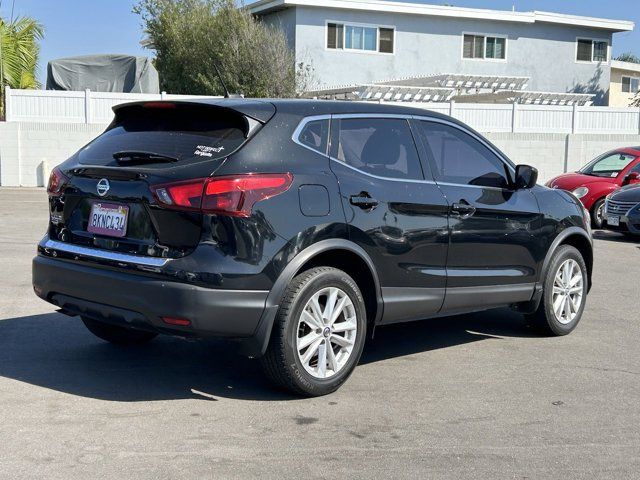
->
[{"left": 33, "top": 99, "right": 593, "bottom": 396}]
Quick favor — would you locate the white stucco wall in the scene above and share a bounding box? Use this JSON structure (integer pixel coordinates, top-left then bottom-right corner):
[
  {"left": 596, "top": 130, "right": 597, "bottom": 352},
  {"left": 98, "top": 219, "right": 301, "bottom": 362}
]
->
[{"left": 262, "top": 6, "right": 615, "bottom": 105}]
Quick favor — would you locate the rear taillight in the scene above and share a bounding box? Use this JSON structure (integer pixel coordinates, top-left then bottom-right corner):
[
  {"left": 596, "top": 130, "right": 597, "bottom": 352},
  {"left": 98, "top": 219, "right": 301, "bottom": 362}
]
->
[
  {"left": 152, "top": 173, "right": 293, "bottom": 217},
  {"left": 47, "top": 166, "right": 68, "bottom": 196}
]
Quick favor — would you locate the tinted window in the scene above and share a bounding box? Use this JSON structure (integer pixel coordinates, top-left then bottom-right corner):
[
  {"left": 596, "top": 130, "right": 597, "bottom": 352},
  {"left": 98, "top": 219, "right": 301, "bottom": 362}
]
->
[
  {"left": 335, "top": 118, "right": 423, "bottom": 180},
  {"left": 418, "top": 121, "right": 509, "bottom": 188},
  {"left": 580, "top": 152, "right": 636, "bottom": 177},
  {"left": 298, "top": 119, "right": 329, "bottom": 154},
  {"left": 79, "top": 105, "right": 248, "bottom": 167}
]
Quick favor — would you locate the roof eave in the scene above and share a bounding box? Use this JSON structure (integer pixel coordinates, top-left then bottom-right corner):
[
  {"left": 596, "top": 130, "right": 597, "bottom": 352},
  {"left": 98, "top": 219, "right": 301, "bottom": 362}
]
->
[{"left": 249, "top": 1, "right": 634, "bottom": 32}]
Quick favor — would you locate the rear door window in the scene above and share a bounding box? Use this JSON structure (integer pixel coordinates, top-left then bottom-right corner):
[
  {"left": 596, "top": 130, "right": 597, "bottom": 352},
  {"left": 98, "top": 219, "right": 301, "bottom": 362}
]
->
[
  {"left": 78, "top": 105, "right": 249, "bottom": 167},
  {"left": 333, "top": 118, "right": 424, "bottom": 180}
]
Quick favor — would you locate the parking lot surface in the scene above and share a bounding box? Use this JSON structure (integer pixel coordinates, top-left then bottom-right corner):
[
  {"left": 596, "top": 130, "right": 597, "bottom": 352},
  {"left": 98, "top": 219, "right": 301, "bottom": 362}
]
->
[{"left": 1, "top": 187, "right": 639, "bottom": 479}]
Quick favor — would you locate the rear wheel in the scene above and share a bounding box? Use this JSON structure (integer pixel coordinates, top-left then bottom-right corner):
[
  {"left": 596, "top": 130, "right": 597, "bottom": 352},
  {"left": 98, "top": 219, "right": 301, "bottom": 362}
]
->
[
  {"left": 591, "top": 198, "right": 605, "bottom": 229},
  {"left": 81, "top": 317, "right": 158, "bottom": 345},
  {"left": 525, "top": 245, "right": 588, "bottom": 336},
  {"left": 261, "top": 267, "right": 367, "bottom": 397}
]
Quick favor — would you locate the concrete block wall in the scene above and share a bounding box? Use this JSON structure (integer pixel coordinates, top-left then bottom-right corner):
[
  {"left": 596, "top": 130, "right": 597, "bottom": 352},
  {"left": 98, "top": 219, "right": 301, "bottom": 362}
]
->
[
  {"left": 0, "top": 122, "right": 105, "bottom": 187},
  {"left": 1, "top": 122, "right": 640, "bottom": 186},
  {"left": 486, "top": 133, "right": 640, "bottom": 181}
]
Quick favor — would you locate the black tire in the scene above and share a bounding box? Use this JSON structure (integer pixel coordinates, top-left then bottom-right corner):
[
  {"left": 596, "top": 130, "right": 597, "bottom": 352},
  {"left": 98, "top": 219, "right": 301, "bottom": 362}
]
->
[
  {"left": 261, "top": 267, "right": 367, "bottom": 397},
  {"left": 591, "top": 198, "right": 605, "bottom": 229},
  {"left": 81, "top": 317, "right": 158, "bottom": 345},
  {"left": 525, "top": 245, "right": 588, "bottom": 336}
]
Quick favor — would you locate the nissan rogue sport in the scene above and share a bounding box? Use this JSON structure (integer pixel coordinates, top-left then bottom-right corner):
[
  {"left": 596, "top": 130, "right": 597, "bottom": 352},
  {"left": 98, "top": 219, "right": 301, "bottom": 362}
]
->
[{"left": 33, "top": 99, "right": 593, "bottom": 396}]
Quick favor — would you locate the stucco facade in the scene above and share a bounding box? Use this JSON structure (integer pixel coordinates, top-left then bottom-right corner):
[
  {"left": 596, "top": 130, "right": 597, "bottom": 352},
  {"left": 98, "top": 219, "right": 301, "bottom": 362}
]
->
[
  {"left": 253, "top": 0, "right": 634, "bottom": 105},
  {"left": 610, "top": 60, "right": 640, "bottom": 107}
]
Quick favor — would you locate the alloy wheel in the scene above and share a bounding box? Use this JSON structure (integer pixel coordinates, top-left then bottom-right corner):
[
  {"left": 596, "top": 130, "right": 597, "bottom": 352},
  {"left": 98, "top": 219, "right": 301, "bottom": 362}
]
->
[
  {"left": 552, "top": 259, "right": 584, "bottom": 324},
  {"left": 296, "top": 287, "right": 358, "bottom": 379}
]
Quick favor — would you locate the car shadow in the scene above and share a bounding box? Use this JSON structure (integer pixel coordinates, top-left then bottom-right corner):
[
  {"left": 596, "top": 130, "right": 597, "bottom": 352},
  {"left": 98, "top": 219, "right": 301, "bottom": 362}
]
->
[
  {"left": 0, "top": 309, "right": 538, "bottom": 402},
  {"left": 592, "top": 230, "right": 638, "bottom": 243}
]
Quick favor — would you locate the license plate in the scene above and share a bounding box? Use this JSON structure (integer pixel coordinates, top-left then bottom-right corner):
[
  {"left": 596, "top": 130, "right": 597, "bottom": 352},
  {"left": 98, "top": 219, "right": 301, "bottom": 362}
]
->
[
  {"left": 607, "top": 216, "right": 620, "bottom": 227},
  {"left": 87, "top": 202, "right": 129, "bottom": 237}
]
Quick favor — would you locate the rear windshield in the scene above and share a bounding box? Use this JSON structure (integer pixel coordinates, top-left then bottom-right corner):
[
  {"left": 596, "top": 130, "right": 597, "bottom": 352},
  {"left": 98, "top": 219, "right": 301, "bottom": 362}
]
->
[{"left": 78, "top": 105, "right": 249, "bottom": 167}]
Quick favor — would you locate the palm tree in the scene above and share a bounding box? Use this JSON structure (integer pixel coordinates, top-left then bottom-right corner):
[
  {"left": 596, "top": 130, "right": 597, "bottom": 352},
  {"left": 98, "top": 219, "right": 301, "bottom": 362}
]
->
[{"left": 0, "top": 16, "right": 44, "bottom": 114}]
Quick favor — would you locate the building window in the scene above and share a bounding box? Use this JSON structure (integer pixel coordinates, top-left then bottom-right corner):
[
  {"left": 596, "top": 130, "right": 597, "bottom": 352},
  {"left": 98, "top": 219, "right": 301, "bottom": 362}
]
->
[
  {"left": 326, "top": 23, "right": 394, "bottom": 54},
  {"left": 622, "top": 76, "right": 640, "bottom": 94},
  {"left": 327, "top": 23, "right": 344, "bottom": 49},
  {"left": 576, "top": 38, "right": 608, "bottom": 62},
  {"left": 463, "top": 34, "right": 506, "bottom": 60}
]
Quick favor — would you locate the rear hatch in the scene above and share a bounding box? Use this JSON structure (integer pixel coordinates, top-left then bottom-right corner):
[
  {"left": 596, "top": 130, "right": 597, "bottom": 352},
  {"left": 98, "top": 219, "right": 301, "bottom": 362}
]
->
[{"left": 48, "top": 101, "right": 274, "bottom": 259}]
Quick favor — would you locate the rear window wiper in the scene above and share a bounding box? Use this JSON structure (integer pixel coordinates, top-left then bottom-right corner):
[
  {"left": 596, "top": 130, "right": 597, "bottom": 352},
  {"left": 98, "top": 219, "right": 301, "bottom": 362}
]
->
[{"left": 113, "top": 151, "right": 179, "bottom": 164}]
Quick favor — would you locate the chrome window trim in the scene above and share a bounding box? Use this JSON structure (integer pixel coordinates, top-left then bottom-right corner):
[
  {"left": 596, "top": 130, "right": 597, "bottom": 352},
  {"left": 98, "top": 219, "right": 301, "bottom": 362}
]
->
[
  {"left": 291, "top": 115, "right": 332, "bottom": 156},
  {"left": 291, "top": 112, "right": 516, "bottom": 191},
  {"left": 41, "top": 239, "right": 170, "bottom": 267}
]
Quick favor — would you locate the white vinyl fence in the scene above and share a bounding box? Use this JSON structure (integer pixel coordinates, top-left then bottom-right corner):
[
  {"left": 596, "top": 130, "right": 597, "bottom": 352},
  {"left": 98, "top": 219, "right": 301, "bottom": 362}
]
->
[
  {"left": 5, "top": 87, "right": 640, "bottom": 135},
  {"left": 391, "top": 101, "right": 640, "bottom": 135},
  {"left": 4, "top": 87, "right": 220, "bottom": 125}
]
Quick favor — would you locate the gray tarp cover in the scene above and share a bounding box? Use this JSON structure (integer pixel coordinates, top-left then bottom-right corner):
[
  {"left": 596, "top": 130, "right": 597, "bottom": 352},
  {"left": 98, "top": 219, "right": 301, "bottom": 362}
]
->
[{"left": 46, "top": 54, "right": 159, "bottom": 93}]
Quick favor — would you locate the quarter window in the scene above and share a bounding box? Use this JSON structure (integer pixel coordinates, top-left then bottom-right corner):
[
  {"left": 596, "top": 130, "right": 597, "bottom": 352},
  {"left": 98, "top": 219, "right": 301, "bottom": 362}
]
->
[
  {"left": 418, "top": 121, "right": 510, "bottom": 189},
  {"left": 327, "top": 23, "right": 394, "bottom": 54},
  {"left": 577, "top": 39, "right": 608, "bottom": 62},
  {"left": 463, "top": 34, "right": 506, "bottom": 60},
  {"left": 334, "top": 118, "right": 423, "bottom": 180},
  {"left": 622, "top": 76, "right": 640, "bottom": 94},
  {"left": 297, "top": 119, "right": 329, "bottom": 155}
]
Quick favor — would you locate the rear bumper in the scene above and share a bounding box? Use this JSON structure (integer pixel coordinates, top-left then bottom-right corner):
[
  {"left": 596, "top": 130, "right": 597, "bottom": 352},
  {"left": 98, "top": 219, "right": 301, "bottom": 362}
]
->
[{"left": 32, "top": 255, "right": 269, "bottom": 338}]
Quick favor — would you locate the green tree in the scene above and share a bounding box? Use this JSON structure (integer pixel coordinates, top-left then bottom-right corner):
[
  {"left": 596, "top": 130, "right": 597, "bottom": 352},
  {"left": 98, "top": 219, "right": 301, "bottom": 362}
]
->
[
  {"left": 134, "top": 0, "right": 304, "bottom": 97},
  {"left": 0, "top": 17, "right": 44, "bottom": 90},
  {"left": 615, "top": 52, "right": 640, "bottom": 64}
]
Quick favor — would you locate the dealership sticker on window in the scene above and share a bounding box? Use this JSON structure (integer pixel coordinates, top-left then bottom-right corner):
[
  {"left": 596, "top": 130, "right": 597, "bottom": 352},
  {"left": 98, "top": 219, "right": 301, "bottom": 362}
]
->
[{"left": 194, "top": 145, "right": 225, "bottom": 157}]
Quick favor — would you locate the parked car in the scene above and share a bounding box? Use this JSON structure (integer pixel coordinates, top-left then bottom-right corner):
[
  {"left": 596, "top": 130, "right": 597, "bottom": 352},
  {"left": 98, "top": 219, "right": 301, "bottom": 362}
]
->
[
  {"left": 33, "top": 99, "right": 593, "bottom": 396},
  {"left": 546, "top": 148, "right": 640, "bottom": 228},
  {"left": 603, "top": 184, "right": 640, "bottom": 236}
]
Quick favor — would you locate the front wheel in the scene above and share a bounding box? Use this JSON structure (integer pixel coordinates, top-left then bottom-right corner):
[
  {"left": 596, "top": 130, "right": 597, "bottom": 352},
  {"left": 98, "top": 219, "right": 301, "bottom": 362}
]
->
[
  {"left": 525, "top": 245, "right": 588, "bottom": 336},
  {"left": 261, "top": 267, "right": 367, "bottom": 396},
  {"left": 591, "top": 198, "right": 605, "bottom": 229}
]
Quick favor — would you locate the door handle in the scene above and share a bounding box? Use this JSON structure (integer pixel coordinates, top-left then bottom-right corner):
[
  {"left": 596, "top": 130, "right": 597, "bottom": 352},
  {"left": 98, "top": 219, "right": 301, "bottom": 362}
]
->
[
  {"left": 350, "top": 192, "right": 379, "bottom": 210},
  {"left": 451, "top": 201, "right": 476, "bottom": 218}
]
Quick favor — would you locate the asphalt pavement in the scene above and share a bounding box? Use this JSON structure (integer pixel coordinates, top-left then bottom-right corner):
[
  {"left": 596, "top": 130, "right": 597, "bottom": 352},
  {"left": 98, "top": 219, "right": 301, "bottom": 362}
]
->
[{"left": 1, "top": 187, "right": 639, "bottom": 479}]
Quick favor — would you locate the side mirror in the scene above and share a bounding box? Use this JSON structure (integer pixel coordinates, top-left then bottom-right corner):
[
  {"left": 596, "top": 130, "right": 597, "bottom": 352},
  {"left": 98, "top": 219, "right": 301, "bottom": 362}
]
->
[
  {"left": 515, "top": 164, "right": 538, "bottom": 189},
  {"left": 623, "top": 171, "right": 640, "bottom": 185}
]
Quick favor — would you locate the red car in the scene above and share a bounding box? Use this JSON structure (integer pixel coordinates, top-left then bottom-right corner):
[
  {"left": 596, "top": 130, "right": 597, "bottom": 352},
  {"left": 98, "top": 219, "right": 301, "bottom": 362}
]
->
[{"left": 546, "top": 147, "right": 640, "bottom": 228}]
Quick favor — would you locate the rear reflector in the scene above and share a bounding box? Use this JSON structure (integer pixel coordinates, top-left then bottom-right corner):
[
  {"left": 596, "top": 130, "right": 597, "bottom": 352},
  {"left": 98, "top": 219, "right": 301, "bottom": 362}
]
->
[
  {"left": 152, "top": 173, "right": 293, "bottom": 217},
  {"left": 162, "top": 317, "right": 191, "bottom": 327}
]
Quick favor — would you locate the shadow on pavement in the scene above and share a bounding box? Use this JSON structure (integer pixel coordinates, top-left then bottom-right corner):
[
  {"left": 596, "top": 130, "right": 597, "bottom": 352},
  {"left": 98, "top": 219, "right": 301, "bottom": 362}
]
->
[
  {"left": 0, "top": 308, "right": 537, "bottom": 402},
  {"left": 592, "top": 230, "right": 639, "bottom": 244}
]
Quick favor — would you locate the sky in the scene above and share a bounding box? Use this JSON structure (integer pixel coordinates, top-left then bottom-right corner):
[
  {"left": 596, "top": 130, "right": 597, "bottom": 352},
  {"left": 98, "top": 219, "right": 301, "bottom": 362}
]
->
[{"left": 3, "top": 0, "right": 639, "bottom": 87}]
